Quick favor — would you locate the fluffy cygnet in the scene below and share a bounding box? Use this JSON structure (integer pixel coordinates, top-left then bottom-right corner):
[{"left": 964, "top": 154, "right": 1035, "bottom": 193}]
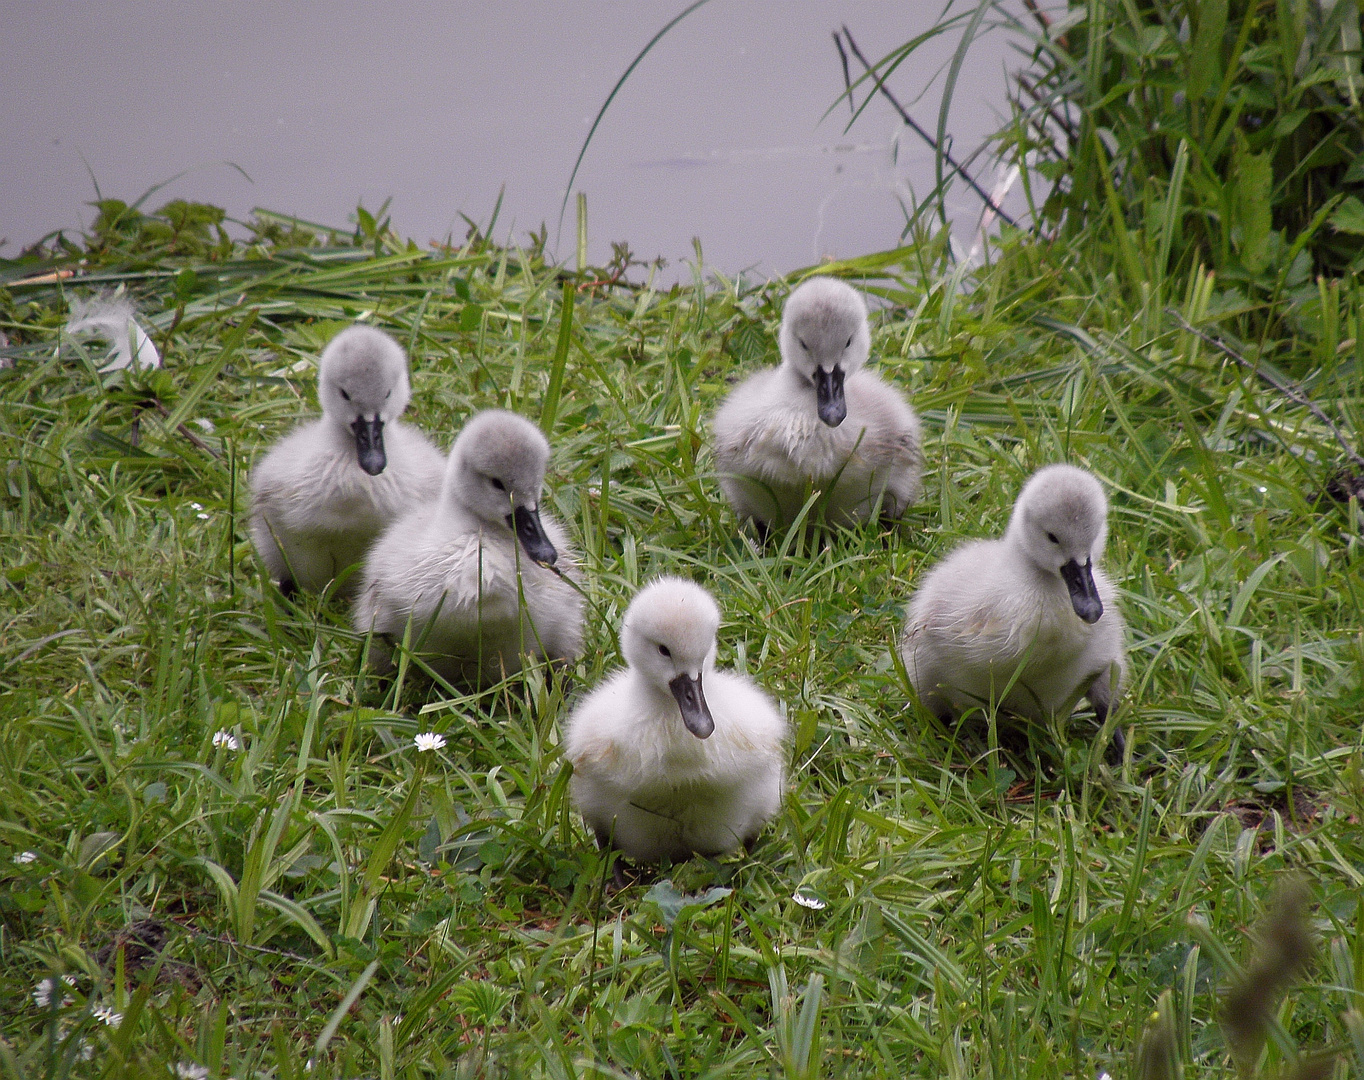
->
[
  {"left": 900, "top": 464, "right": 1128, "bottom": 745},
  {"left": 352, "top": 409, "right": 583, "bottom": 683},
  {"left": 712, "top": 276, "right": 922, "bottom": 531},
  {"left": 250, "top": 324, "right": 445, "bottom": 596},
  {"left": 563, "top": 577, "right": 787, "bottom": 864}
]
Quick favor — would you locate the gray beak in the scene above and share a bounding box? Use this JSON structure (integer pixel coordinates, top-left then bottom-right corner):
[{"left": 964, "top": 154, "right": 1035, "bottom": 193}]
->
[
  {"left": 814, "top": 365, "right": 846, "bottom": 427},
  {"left": 351, "top": 416, "right": 386, "bottom": 476},
  {"left": 1059, "top": 558, "right": 1103, "bottom": 624},
  {"left": 506, "top": 505, "right": 558, "bottom": 567},
  {"left": 668, "top": 671, "right": 714, "bottom": 739}
]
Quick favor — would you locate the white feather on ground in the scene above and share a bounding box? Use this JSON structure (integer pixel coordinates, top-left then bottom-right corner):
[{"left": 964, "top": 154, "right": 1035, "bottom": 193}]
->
[{"left": 65, "top": 297, "right": 162, "bottom": 372}]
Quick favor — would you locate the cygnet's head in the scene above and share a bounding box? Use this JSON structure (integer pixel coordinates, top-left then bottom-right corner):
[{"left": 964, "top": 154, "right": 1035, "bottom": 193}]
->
[
  {"left": 317, "top": 325, "right": 413, "bottom": 476},
  {"left": 621, "top": 577, "right": 721, "bottom": 739},
  {"left": 778, "top": 276, "right": 871, "bottom": 428},
  {"left": 1006, "top": 464, "right": 1110, "bottom": 624},
  {"left": 445, "top": 410, "right": 558, "bottom": 567}
]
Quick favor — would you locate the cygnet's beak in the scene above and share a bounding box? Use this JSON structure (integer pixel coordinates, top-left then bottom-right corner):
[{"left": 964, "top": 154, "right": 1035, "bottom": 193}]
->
[
  {"left": 814, "top": 365, "right": 847, "bottom": 427},
  {"left": 506, "top": 505, "right": 558, "bottom": 567},
  {"left": 1059, "top": 558, "right": 1103, "bottom": 624},
  {"left": 668, "top": 671, "right": 715, "bottom": 739},
  {"left": 351, "top": 416, "right": 386, "bottom": 476}
]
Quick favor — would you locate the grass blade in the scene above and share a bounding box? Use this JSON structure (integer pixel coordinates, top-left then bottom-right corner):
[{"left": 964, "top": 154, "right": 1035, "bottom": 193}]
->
[{"left": 557, "top": 0, "right": 715, "bottom": 241}]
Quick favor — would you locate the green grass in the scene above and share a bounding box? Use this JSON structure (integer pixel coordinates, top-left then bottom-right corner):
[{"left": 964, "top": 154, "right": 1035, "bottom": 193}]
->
[{"left": 2, "top": 201, "right": 1364, "bottom": 1079}]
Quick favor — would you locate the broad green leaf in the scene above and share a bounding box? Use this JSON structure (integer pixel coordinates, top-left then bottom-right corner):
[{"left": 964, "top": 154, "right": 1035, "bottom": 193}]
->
[
  {"left": 1188, "top": 0, "right": 1228, "bottom": 99},
  {"left": 1233, "top": 136, "right": 1273, "bottom": 273},
  {"left": 644, "top": 879, "right": 732, "bottom": 928},
  {"left": 1331, "top": 195, "right": 1364, "bottom": 236}
]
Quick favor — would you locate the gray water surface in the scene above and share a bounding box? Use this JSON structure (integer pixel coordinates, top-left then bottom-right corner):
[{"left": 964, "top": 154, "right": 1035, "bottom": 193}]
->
[{"left": 4, "top": 1, "right": 1029, "bottom": 278}]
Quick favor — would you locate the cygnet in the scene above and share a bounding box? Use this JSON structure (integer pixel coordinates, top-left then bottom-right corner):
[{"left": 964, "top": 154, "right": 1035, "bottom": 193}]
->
[
  {"left": 353, "top": 409, "right": 583, "bottom": 683},
  {"left": 250, "top": 324, "right": 445, "bottom": 597},
  {"left": 563, "top": 577, "right": 787, "bottom": 864},
  {"left": 712, "top": 276, "right": 922, "bottom": 531},
  {"left": 900, "top": 464, "right": 1127, "bottom": 748}
]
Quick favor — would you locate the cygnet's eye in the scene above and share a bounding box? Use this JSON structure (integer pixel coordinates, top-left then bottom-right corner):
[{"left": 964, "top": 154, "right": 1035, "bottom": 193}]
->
[
  {"left": 385, "top": 389, "right": 392, "bottom": 400},
  {"left": 1046, "top": 532, "right": 1059, "bottom": 544},
  {"left": 338, "top": 388, "right": 351, "bottom": 401},
  {"left": 797, "top": 338, "right": 809, "bottom": 352},
  {"left": 658, "top": 644, "right": 671, "bottom": 658},
  {"left": 490, "top": 478, "right": 506, "bottom": 492},
  {"left": 845, "top": 335, "right": 853, "bottom": 348}
]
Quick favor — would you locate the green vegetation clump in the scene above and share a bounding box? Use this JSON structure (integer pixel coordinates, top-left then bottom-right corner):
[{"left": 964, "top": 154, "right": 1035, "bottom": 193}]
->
[
  {"left": 1001, "top": 0, "right": 1364, "bottom": 288},
  {"left": 2, "top": 116, "right": 1364, "bottom": 1078}
]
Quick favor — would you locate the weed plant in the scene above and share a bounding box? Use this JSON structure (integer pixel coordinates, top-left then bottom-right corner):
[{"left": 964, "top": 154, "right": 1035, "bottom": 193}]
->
[
  {"left": 994, "top": 0, "right": 1364, "bottom": 284},
  {"left": 1, "top": 196, "right": 1364, "bottom": 1077}
]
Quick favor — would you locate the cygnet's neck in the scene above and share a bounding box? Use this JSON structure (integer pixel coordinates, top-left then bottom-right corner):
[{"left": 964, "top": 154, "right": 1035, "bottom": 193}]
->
[
  {"left": 1004, "top": 535, "right": 1063, "bottom": 588},
  {"left": 638, "top": 674, "right": 680, "bottom": 711},
  {"left": 630, "top": 674, "right": 703, "bottom": 746},
  {"left": 437, "top": 494, "right": 501, "bottom": 537},
  {"left": 321, "top": 408, "right": 354, "bottom": 438},
  {"left": 320, "top": 412, "right": 371, "bottom": 458},
  {"left": 778, "top": 360, "right": 816, "bottom": 396}
]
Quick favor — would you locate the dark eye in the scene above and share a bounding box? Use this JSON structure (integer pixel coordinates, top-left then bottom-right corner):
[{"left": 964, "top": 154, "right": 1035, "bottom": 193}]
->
[
  {"left": 797, "top": 338, "right": 809, "bottom": 351},
  {"left": 385, "top": 389, "right": 392, "bottom": 399},
  {"left": 845, "top": 335, "right": 853, "bottom": 348},
  {"left": 490, "top": 478, "right": 506, "bottom": 492},
  {"left": 338, "top": 388, "right": 351, "bottom": 401},
  {"left": 658, "top": 644, "right": 671, "bottom": 658},
  {"left": 1047, "top": 532, "right": 1059, "bottom": 544}
]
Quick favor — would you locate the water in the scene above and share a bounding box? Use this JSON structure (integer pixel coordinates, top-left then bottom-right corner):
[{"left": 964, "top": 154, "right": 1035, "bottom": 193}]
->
[{"left": 3, "top": 1, "right": 1028, "bottom": 279}]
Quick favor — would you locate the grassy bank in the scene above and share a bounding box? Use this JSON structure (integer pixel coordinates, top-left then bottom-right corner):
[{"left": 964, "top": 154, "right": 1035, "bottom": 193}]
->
[{"left": 2, "top": 200, "right": 1363, "bottom": 1078}]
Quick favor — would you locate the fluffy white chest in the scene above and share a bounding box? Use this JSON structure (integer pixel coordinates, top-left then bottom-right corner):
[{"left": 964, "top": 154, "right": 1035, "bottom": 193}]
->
[
  {"left": 743, "top": 407, "right": 865, "bottom": 483},
  {"left": 925, "top": 588, "right": 1099, "bottom": 715}
]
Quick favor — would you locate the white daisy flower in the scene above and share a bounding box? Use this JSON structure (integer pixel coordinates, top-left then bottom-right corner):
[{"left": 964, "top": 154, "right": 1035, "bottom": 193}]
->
[
  {"left": 13, "top": 850, "right": 37, "bottom": 864},
  {"left": 174, "top": 1064, "right": 209, "bottom": 1080},
  {"left": 413, "top": 732, "right": 446, "bottom": 753},
  {"left": 93, "top": 1005, "right": 122, "bottom": 1026},
  {"left": 212, "top": 731, "right": 241, "bottom": 751},
  {"left": 792, "top": 890, "right": 827, "bottom": 910},
  {"left": 190, "top": 503, "right": 203, "bottom": 511},
  {"left": 32, "top": 976, "right": 76, "bottom": 1008}
]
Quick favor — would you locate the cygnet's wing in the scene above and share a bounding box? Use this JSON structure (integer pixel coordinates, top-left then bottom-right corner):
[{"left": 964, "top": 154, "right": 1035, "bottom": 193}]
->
[
  {"left": 843, "top": 373, "right": 922, "bottom": 468},
  {"left": 249, "top": 422, "right": 330, "bottom": 501},
  {"left": 694, "top": 669, "right": 787, "bottom": 846},
  {"left": 562, "top": 670, "right": 637, "bottom": 773},
  {"left": 907, "top": 538, "right": 1025, "bottom": 635},
  {"left": 504, "top": 506, "right": 585, "bottom": 663},
  {"left": 352, "top": 506, "right": 438, "bottom": 630},
  {"left": 1078, "top": 562, "right": 1128, "bottom": 689},
  {"left": 537, "top": 509, "right": 583, "bottom": 580},
  {"left": 903, "top": 538, "right": 1025, "bottom": 708},
  {"left": 712, "top": 368, "right": 793, "bottom": 464},
  {"left": 381, "top": 421, "right": 448, "bottom": 497},
  {"left": 705, "top": 670, "right": 788, "bottom": 755}
]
